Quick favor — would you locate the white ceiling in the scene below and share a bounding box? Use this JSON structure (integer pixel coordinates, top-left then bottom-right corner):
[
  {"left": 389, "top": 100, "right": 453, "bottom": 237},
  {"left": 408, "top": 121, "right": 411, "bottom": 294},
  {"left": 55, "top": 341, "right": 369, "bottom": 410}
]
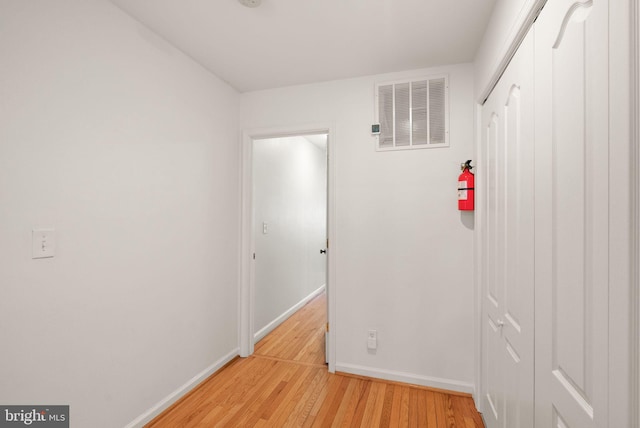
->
[{"left": 109, "top": 0, "right": 497, "bottom": 93}]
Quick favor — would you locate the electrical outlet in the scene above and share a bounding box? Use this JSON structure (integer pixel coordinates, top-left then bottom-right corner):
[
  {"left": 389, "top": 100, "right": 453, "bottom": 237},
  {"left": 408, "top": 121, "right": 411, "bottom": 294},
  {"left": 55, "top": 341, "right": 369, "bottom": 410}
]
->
[{"left": 367, "top": 329, "right": 377, "bottom": 350}]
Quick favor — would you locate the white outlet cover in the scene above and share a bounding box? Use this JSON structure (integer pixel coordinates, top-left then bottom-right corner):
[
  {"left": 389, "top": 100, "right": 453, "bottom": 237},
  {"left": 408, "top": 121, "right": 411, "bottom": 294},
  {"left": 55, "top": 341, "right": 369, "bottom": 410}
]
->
[
  {"left": 32, "top": 228, "right": 56, "bottom": 259},
  {"left": 367, "top": 329, "right": 377, "bottom": 350},
  {"left": 367, "top": 337, "right": 377, "bottom": 350}
]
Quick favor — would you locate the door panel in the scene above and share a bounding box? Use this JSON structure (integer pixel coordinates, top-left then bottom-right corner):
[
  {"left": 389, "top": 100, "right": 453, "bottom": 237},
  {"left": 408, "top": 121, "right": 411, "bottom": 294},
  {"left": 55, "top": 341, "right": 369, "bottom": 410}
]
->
[
  {"left": 534, "top": 0, "right": 609, "bottom": 427},
  {"left": 481, "top": 29, "right": 535, "bottom": 428},
  {"left": 483, "top": 110, "right": 501, "bottom": 424}
]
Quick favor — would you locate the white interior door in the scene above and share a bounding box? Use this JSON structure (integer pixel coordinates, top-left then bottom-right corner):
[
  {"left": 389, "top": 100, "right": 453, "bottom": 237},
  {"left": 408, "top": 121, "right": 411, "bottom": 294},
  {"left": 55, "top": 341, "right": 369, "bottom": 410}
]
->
[
  {"left": 534, "top": 0, "right": 609, "bottom": 427},
  {"left": 481, "top": 29, "right": 535, "bottom": 428}
]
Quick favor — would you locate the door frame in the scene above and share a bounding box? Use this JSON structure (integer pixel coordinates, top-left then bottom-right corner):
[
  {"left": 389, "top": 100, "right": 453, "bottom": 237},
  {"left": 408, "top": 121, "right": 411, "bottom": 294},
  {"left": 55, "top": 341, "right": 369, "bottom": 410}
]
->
[
  {"left": 239, "top": 123, "right": 337, "bottom": 373},
  {"left": 631, "top": 1, "right": 640, "bottom": 426}
]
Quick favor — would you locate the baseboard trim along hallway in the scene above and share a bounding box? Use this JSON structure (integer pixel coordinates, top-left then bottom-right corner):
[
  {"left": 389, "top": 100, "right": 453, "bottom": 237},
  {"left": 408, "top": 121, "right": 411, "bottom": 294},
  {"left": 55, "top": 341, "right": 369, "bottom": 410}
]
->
[
  {"left": 124, "top": 348, "right": 239, "bottom": 428},
  {"left": 335, "top": 363, "right": 475, "bottom": 396}
]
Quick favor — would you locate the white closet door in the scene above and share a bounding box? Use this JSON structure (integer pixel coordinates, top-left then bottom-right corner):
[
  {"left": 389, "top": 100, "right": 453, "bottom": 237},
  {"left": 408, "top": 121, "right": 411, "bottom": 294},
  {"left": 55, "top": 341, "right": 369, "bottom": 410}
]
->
[
  {"left": 480, "top": 29, "right": 535, "bottom": 428},
  {"left": 534, "top": 0, "right": 609, "bottom": 427}
]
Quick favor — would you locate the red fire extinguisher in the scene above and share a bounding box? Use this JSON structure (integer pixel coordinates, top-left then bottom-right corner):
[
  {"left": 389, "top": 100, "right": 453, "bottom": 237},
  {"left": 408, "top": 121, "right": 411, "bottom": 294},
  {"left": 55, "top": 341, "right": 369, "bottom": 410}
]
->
[{"left": 458, "top": 160, "right": 474, "bottom": 211}]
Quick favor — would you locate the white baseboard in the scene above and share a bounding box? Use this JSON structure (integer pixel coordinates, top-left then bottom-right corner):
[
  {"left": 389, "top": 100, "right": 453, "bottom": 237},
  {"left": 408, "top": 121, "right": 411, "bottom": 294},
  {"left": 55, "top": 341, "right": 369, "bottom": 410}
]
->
[
  {"left": 335, "top": 362, "right": 475, "bottom": 395},
  {"left": 254, "top": 285, "right": 326, "bottom": 343},
  {"left": 124, "top": 348, "right": 239, "bottom": 428}
]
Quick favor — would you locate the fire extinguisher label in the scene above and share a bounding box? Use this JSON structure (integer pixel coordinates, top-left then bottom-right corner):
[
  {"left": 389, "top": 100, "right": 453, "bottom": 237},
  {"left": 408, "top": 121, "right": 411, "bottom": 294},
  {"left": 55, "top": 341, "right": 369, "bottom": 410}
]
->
[{"left": 458, "top": 180, "right": 467, "bottom": 200}]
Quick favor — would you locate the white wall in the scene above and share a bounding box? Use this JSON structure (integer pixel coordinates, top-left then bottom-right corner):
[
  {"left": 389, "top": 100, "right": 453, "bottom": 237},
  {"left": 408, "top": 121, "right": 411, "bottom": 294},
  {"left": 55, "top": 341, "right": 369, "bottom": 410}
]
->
[
  {"left": 0, "top": 1, "right": 240, "bottom": 427},
  {"left": 253, "top": 136, "right": 326, "bottom": 335},
  {"left": 241, "top": 64, "right": 476, "bottom": 391}
]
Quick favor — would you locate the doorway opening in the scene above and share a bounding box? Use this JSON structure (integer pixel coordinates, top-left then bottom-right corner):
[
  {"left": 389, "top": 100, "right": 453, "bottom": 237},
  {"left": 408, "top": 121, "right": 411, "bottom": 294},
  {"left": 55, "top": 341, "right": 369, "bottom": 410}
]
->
[
  {"left": 240, "top": 125, "right": 335, "bottom": 372},
  {"left": 252, "top": 134, "right": 327, "bottom": 364}
]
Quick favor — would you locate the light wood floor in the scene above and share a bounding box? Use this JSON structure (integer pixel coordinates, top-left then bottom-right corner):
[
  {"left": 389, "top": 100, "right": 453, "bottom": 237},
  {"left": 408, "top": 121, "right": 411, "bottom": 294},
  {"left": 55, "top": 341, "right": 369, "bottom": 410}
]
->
[{"left": 147, "top": 293, "right": 485, "bottom": 427}]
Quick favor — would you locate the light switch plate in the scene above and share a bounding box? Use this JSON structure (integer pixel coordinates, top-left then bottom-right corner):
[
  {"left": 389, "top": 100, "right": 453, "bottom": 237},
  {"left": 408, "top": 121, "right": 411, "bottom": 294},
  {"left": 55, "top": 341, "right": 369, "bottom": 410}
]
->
[{"left": 32, "top": 228, "right": 55, "bottom": 259}]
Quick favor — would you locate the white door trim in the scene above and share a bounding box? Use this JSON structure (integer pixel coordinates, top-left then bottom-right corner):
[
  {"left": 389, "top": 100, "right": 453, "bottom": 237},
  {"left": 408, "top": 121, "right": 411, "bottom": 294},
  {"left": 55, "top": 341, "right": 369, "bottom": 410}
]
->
[
  {"left": 631, "top": 0, "right": 640, "bottom": 425},
  {"left": 477, "top": 0, "right": 547, "bottom": 104},
  {"left": 473, "top": 103, "right": 484, "bottom": 411},
  {"left": 239, "top": 123, "right": 337, "bottom": 373},
  {"left": 609, "top": 1, "right": 636, "bottom": 426}
]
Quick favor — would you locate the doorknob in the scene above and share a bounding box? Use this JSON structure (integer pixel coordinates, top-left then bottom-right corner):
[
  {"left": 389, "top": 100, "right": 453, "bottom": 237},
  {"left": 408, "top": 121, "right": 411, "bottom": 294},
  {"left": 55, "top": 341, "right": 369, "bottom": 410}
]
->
[
  {"left": 496, "top": 319, "right": 505, "bottom": 328},
  {"left": 320, "top": 249, "right": 326, "bottom": 254}
]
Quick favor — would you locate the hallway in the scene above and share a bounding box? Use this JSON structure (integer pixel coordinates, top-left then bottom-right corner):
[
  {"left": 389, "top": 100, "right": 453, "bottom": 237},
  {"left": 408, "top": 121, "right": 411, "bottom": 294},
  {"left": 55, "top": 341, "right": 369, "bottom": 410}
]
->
[
  {"left": 254, "top": 291, "right": 327, "bottom": 366},
  {"left": 147, "top": 293, "right": 484, "bottom": 427}
]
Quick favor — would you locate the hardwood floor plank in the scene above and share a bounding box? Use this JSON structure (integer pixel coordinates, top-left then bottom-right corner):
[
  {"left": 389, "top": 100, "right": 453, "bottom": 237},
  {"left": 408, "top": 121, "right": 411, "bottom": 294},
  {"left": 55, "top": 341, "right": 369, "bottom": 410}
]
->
[
  {"left": 264, "top": 365, "right": 313, "bottom": 426},
  {"left": 460, "top": 395, "right": 485, "bottom": 428},
  {"left": 379, "top": 383, "right": 395, "bottom": 428},
  {"left": 146, "top": 292, "right": 484, "bottom": 427},
  {"left": 433, "top": 388, "right": 448, "bottom": 427},
  {"left": 451, "top": 396, "right": 472, "bottom": 428},
  {"left": 445, "top": 394, "right": 461, "bottom": 428},
  {"left": 416, "top": 389, "right": 428, "bottom": 428},
  {"left": 360, "top": 382, "right": 386, "bottom": 427},
  {"left": 398, "top": 385, "right": 411, "bottom": 427},
  {"left": 303, "top": 371, "right": 341, "bottom": 427},
  {"left": 426, "top": 391, "right": 438, "bottom": 427},
  {"left": 216, "top": 359, "right": 300, "bottom": 427},
  {"left": 387, "top": 384, "right": 403, "bottom": 427},
  {"left": 260, "top": 365, "right": 308, "bottom": 422},
  {"left": 408, "top": 387, "right": 419, "bottom": 428},
  {"left": 327, "top": 376, "right": 357, "bottom": 426},
  {"left": 336, "top": 378, "right": 367, "bottom": 427},
  {"left": 349, "top": 379, "right": 372, "bottom": 427},
  {"left": 312, "top": 375, "right": 350, "bottom": 427},
  {"left": 464, "top": 416, "right": 477, "bottom": 428},
  {"left": 278, "top": 367, "right": 328, "bottom": 427}
]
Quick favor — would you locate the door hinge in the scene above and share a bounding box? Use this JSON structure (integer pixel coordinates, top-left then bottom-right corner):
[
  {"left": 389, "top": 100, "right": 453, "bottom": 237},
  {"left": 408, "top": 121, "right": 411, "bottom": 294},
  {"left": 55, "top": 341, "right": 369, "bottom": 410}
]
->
[
  {"left": 253, "top": 253, "right": 256, "bottom": 260},
  {"left": 326, "top": 322, "right": 329, "bottom": 332},
  {"left": 326, "top": 238, "right": 329, "bottom": 248}
]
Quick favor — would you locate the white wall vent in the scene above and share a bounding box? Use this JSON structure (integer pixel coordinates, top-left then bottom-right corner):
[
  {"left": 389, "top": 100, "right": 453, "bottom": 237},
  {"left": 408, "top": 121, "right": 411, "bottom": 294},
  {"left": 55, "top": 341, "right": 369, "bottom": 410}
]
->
[{"left": 375, "top": 75, "right": 449, "bottom": 151}]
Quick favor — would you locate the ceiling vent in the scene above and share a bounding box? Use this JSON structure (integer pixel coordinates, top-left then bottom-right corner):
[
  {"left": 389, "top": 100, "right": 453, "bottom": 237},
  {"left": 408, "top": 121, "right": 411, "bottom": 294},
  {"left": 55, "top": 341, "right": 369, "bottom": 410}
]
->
[{"left": 375, "top": 75, "right": 449, "bottom": 151}]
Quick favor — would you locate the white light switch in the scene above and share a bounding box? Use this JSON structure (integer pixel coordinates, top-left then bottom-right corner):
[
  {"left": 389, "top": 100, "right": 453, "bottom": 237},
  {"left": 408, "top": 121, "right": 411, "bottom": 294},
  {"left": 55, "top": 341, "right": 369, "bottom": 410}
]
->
[
  {"left": 32, "top": 229, "right": 56, "bottom": 259},
  {"left": 262, "top": 222, "right": 268, "bottom": 234}
]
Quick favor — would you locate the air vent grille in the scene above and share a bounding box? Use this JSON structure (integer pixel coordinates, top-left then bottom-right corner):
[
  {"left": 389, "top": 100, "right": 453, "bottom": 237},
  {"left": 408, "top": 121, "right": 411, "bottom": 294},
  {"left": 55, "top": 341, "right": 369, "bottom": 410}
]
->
[{"left": 375, "top": 75, "right": 449, "bottom": 151}]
